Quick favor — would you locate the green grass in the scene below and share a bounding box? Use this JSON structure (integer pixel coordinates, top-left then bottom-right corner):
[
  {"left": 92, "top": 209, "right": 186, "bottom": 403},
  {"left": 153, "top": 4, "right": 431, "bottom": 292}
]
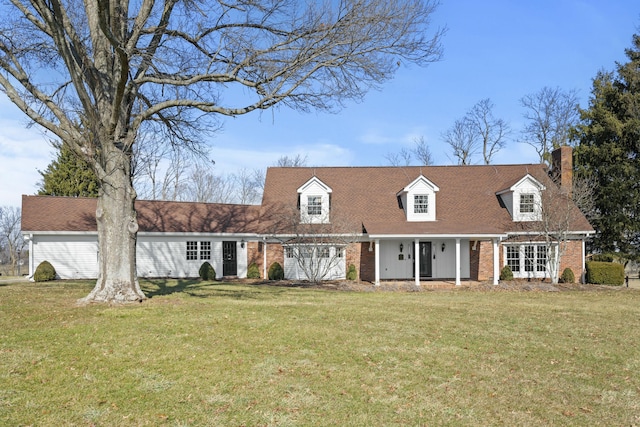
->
[{"left": 1, "top": 280, "right": 640, "bottom": 426}]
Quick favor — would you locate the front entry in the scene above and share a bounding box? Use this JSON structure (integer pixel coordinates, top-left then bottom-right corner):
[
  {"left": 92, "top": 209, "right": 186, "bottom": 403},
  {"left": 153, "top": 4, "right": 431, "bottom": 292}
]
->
[
  {"left": 419, "top": 242, "right": 432, "bottom": 278},
  {"left": 222, "top": 241, "right": 237, "bottom": 276}
]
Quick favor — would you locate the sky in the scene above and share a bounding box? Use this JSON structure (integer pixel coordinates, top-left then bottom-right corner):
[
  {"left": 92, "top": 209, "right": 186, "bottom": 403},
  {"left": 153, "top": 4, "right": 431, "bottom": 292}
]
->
[{"left": 0, "top": 0, "right": 638, "bottom": 207}]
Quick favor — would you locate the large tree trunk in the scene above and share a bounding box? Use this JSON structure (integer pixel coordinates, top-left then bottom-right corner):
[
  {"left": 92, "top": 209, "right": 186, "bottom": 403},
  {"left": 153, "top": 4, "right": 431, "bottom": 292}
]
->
[{"left": 78, "top": 144, "right": 146, "bottom": 304}]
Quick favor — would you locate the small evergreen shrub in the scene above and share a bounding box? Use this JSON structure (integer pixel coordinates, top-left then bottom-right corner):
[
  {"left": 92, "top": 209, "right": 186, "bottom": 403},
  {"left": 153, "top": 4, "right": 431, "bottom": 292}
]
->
[
  {"left": 559, "top": 268, "right": 575, "bottom": 284},
  {"left": 199, "top": 262, "right": 216, "bottom": 281},
  {"left": 346, "top": 264, "right": 357, "bottom": 281},
  {"left": 247, "top": 263, "right": 261, "bottom": 279},
  {"left": 499, "top": 265, "right": 513, "bottom": 281},
  {"left": 268, "top": 262, "right": 284, "bottom": 280},
  {"left": 586, "top": 261, "right": 624, "bottom": 285},
  {"left": 34, "top": 261, "right": 56, "bottom": 282}
]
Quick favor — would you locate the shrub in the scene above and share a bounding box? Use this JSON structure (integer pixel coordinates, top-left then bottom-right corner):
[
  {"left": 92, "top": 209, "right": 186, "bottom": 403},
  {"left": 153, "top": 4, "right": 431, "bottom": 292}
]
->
[
  {"left": 499, "top": 265, "right": 513, "bottom": 281},
  {"left": 268, "top": 262, "right": 284, "bottom": 280},
  {"left": 199, "top": 262, "right": 216, "bottom": 281},
  {"left": 247, "top": 263, "right": 260, "bottom": 279},
  {"left": 34, "top": 261, "right": 56, "bottom": 282},
  {"left": 346, "top": 264, "right": 357, "bottom": 281},
  {"left": 559, "top": 268, "right": 575, "bottom": 284},
  {"left": 586, "top": 261, "right": 624, "bottom": 285},
  {"left": 591, "top": 253, "right": 615, "bottom": 262}
]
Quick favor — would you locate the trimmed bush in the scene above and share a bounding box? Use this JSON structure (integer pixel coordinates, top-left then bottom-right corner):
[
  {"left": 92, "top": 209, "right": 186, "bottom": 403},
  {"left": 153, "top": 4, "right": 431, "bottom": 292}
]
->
[
  {"left": 559, "top": 268, "right": 575, "bottom": 284},
  {"left": 591, "top": 253, "right": 615, "bottom": 262},
  {"left": 499, "top": 265, "right": 513, "bottom": 281},
  {"left": 199, "top": 262, "right": 216, "bottom": 281},
  {"left": 346, "top": 264, "right": 357, "bottom": 281},
  {"left": 247, "top": 263, "right": 260, "bottom": 279},
  {"left": 34, "top": 261, "right": 56, "bottom": 282},
  {"left": 268, "top": 262, "right": 284, "bottom": 280},
  {"left": 586, "top": 261, "right": 624, "bottom": 286}
]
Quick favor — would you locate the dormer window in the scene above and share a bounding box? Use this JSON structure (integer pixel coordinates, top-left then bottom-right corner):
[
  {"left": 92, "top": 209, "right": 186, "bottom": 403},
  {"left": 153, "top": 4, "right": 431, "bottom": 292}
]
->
[
  {"left": 496, "top": 174, "right": 545, "bottom": 222},
  {"left": 519, "top": 194, "right": 535, "bottom": 214},
  {"left": 397, "top": 175, "right": 439, "bottom": 222},
  {"left": 414, "top": 195, "right": 429, "bottom": 214},
  {"left": 307, "top": 196, "right": 322, "bottom": 216},
  {"left": 297, "top": 176, "right": 332, "bottom": 224}
]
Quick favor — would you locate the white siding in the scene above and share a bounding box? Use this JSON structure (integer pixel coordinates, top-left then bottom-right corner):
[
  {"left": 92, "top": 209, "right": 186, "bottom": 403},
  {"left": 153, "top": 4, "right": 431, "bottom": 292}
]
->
[
  {"left": 31, "top": 234, "right": 98, "bottom": 279},
  {"left": 378, "top": 239, "right": 470, "bottom": 280},
  {"left": 283, "top": 246, "right": 345, "bottom": 280}
]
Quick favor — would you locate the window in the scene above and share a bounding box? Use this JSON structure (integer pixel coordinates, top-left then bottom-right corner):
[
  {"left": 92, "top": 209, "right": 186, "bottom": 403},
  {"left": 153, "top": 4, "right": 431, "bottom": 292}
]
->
[
  {"left": 537, "top": 245, "right": 547, "bottom": 272},
  {"left": 285, "top": 247, "right": 294, "bottom": 258},
  {"left": 414, "top": 194, "right": 429, "bottom": 214},
  {"left": 186, "top": 241, "right": 198, "bottom": 260},
  {"left": 520, "top": 193, "right": 535, "bottom": 214},
  {"left": 524, "top": 245, "right": 535, "bottom": 272},
  {"left": 506, "top": 246, "right": 520, "bottom": 272},
  {"left": 200, "top": 241, "right": 211, "bottom": 260},
  {"left": 335, "top": 247, "right": 344, "bottom": 258},
  {"left": 319, "top": 247, "right": 330, "bottom": 258},
  {"left": 307, "top": 196, "right": 322, "bottom": 216}
]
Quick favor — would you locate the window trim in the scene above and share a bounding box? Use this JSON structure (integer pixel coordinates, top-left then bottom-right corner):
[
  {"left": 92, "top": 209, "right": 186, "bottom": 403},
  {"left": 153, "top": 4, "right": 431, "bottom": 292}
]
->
[
  {"left": 519, "top": 193, "right": 535, "bottom": 214},
  {"left": 414, "top": 194, "right": 429, "bottom": 214},
  {"left": 307, "top": 195, "right": 322, "bottom": 216}
]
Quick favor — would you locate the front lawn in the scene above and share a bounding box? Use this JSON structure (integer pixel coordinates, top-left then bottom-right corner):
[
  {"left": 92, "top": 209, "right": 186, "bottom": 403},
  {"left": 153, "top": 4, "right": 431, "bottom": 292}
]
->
[{"left": 1, "top": 280, "right": 639, "bottom": 426}]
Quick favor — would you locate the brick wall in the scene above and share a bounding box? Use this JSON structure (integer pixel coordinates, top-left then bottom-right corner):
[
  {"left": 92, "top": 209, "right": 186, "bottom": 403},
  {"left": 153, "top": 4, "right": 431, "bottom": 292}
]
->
[
  {"left": 359, "top": 242, "right": 375, "bottom": 282},
  {"left": 559, "top": 240, "right": 584, "bottom": 282},
  {"left": 345, "top": 242, "right": 362, "bottom": 280},
  {"left": 246, "top": 240, "right": 284, "bottom": 279},
  {"left": 469, "top": 240, "right": 497, "bottom": 282}
]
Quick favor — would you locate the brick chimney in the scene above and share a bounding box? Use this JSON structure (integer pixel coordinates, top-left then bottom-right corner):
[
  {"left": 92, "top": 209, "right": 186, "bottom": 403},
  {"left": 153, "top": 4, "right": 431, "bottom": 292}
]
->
[{"left": 551, "top": 146, "right": 573, "bottom": 195}]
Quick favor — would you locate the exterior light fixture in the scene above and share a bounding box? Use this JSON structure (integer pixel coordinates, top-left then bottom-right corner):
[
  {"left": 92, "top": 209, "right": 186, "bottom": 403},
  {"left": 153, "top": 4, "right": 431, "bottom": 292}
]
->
[
  {"left": 241, "top": 239, "right": 245, "bottom": 249},
  {"left": 399, "top": 243, "right": 403, "bottom": 253},
  {"left": 441, "top": 243, "right": 446, "bottom": 252}
]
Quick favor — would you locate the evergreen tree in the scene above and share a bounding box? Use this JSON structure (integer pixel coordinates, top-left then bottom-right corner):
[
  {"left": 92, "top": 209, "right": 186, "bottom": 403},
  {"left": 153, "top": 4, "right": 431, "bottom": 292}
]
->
[
  {"left": 38, "top": 144, "right": 100, "bottom": 197},
  {"left": 573, "top": 34, "right": 640, "bottom": 261}
]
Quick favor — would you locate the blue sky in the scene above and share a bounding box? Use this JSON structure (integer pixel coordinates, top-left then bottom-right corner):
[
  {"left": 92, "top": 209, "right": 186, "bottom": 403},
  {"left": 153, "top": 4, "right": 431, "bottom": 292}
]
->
[{"left": 0, "top": 0, "right": 638, "bottom": 207}]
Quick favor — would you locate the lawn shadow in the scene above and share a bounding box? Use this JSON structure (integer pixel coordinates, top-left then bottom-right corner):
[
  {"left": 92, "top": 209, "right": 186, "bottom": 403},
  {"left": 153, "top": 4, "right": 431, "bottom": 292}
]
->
[{"left": 141, "top": 278, "right": 289, "bottom": 300}]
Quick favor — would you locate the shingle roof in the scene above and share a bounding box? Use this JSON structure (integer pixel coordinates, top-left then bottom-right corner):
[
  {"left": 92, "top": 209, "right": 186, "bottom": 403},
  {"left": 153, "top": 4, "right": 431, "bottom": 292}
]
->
[
  {"left": 21, "top": 164, "right": 593, "bottom": 237},
  {"left": 21, "top": 196, "right": 262, "bottom": 234},
  {"left": 261, "top": 164, "right": 594, "bottom": 235}
]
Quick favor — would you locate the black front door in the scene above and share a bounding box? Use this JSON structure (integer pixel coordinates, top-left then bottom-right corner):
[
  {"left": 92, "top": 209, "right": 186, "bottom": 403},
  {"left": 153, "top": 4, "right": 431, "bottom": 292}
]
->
[
  {"left": 222, "top": 241, "right": 237, "bottom": 276},
  {"left": 419, "top": 242, "right": 432, "bottom": 278}
]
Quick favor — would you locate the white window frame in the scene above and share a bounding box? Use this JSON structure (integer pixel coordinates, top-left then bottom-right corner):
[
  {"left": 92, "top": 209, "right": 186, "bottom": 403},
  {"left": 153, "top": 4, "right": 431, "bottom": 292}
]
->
[
  {"left": 504, "top": 243, "right": 555, "bottom": 279},
  {"left": 307, "top": 195, "right": 322, "bottom": 216},
  {"left": 519, "top": 193, "right": 535, "bottom": 214},
  {"left": 414, "top": 194, "right": 429, "bottom": 214}
]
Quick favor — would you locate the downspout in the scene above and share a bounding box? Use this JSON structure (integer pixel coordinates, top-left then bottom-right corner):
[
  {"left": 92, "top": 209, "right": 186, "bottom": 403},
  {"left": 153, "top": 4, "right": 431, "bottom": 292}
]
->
[{"left": 263, "top": 237, "right": 267, "bottom": 280}]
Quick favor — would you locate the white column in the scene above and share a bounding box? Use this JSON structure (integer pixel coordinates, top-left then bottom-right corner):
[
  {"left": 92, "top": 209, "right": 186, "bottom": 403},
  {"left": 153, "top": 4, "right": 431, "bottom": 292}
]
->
[
  {"left": 455, "top": 238, "right": 461, "bottom": 286},
  {"left": 582, "top": 239, "right": 586, "bottom": 284},
  {"left": 263, "top": 238, "right": 268, "bottom": 280},
  {"left": 374, "top": 239, "right": 380, "bottom": 286},
  {"left": 493, "top": 238, "right": 500, "bottom": 285},
  {"left": 414, "top": 239, "right": 420, "bottom": 287}
]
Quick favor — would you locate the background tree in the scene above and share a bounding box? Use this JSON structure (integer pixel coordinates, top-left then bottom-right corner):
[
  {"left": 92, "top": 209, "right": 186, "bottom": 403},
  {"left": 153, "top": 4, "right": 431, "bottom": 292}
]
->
[
  {"left": 0, "top": 207, "right": 25, "bottom": 276},
  {"left": 520, "top": 87, "right": 580, "bottom": 165},
  {"left": 38, "top": 144, "right": 100, "bottom": 197},
  {"left": 573, "top": 34, "right": 640, "bottom": 263},
  {"left": 0, "top": 0, "right": 444, "bottom": 303},
  {"left": 442, "top": 117, "right": 477, "bottom": 165},
  {"left": 443, "top": 99, "right": 509, "bottom": 165},
  {"left": 384, "top": 136, "right": 433, "bottom": 166}
]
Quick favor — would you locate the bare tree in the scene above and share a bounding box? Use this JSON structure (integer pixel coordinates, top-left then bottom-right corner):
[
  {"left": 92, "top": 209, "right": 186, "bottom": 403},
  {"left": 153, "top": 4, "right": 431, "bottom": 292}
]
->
[
  {"left": 384, "top": 136, "right": 433, "bottom": 166},
  {"left": 467, "top": 99, "right": 510, "bottom": 164},
  {"left": 520, "top": 87, "right": 580, "bottom": 165},
  {"left": 412, "top": 136, "right": 434, "bottom": 166},
  {"left": 275, "top": 154, "right": 309, "bottom": 168},
  {"left": 0, "top": 0, "right": 444, "bottom": 303},
  {"left": 384, "top": 147, "right": 413, "bottom": 166},
  {"left": 0, "top": 207, "right": 25, "bottom": 276},
  {"left": 442, "top": 118, "right": 478, "bottom": 165},
  {"left": 266, "top": 206, "right": 361, "bottom": 283},
  {"left": 234, "top": 168, "right": 261, "bottom": 205}
]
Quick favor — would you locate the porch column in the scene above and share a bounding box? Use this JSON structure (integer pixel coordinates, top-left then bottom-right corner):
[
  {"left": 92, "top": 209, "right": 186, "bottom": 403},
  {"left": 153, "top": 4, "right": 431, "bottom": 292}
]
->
[
  {"left": 263, "top": 238, "right": 268, "bottom": 280},
  {"left": 455, "top": 238, "right": 461, "bottom": 286},
  {"left": 374, "top": 239, "right": 380, "bottom": 286},
  {"left": 414, "top": 239, "right": 420, "bottom": 287},
  {"left": 493, "top": 238, "right": 500, "bottom": 285}
]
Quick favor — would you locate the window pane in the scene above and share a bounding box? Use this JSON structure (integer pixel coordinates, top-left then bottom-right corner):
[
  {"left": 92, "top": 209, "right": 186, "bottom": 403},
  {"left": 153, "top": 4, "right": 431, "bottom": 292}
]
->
[
  {"left": 186, "top": 241, "right": 198, "bottom": 260},
  {"left": 200, "top": 241, "right": 211, "bottom": 260},
  {"left": 307, "top": 196, "right": 322, "bottom": 216},
  {"left": 520, "top": 194, "right": 535, "bottom": 213},
  {"left": 414, "top": 194, "right": 429, "bottom": 214},
  {"left": 524, "top": 245, "right": 535, "bottom": 272},
  {"left": 506, "top": 246, "right": 520, "bottom": 272},
  {"left": 537, "top": 245, "right": 547, "bottom": 272}
]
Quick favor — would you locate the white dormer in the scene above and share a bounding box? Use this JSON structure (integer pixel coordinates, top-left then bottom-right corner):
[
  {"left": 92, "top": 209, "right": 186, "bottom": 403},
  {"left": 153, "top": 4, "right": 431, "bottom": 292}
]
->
[
  {"left": 297, "top": 176, "right": 332, "bottom": 224},
  {"left": 397, "top": 175, "right": 439, "bottom": 222},
  {"left": 496, "top": 174, "right": 545, "bottom": 222}
]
